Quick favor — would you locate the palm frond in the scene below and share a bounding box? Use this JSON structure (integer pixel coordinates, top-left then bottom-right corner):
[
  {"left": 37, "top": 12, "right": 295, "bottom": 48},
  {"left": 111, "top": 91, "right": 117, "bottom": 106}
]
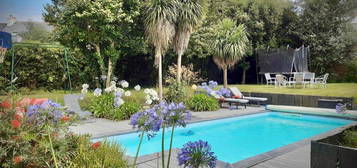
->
[
  {"left": 211, "top": 18, "right": 249, "bottom": 69},
  {"left": 144, "top": 0, "right": 178, "bottom": 66}
]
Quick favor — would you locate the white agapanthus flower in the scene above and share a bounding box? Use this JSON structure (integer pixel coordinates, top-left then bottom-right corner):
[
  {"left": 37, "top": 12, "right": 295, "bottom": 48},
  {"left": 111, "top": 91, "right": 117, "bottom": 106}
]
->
[
  {"left": 134, "top": 85, "right": 141, "bottom": 91},
  {"left": 115, "top": 88, "right": 124, "bottom": 93},
  {"left": 124, "top": 91, "right": 131, "bottom": 97},
  {"left": 144, "top": 88, "right": 150, "bottom": 94},
  {"left": 144, "top": 89, "right": 159, "bottom": 102},
  {"left": 120, "top": 80, "right": 129, "bottom": 88},
  {"left": 81, "top": 88, "right": 88, "bottom": 94},
  {"left": 145, "top": 99, "right": 153, "bottom": 105},
  {"left": 110, "top": 81, "right": 116, "bottom": 86},
  {"left": 191, "top": 84, "right": 197, "bottom": 90},
  {"left": 93, "top": 88, "right": 102, "bottom": 97},
  {"left": 82, "top": 83, "right": 89, "bottom": 89}
]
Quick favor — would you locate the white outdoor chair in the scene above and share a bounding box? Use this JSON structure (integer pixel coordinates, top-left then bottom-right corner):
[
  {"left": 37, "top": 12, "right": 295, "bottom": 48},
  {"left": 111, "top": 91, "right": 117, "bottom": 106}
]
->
[
  {"left": 314, "top": 73, "right": 329, "bottom": 88},
  {"left": 275, "top": 74, "right": 289, "bottom": 87},
  {"left": 291, "top": 73, "right": 309, "bottom": 88},
  {"left": 264, "top": 73, "right": 276, "bottom": 85},
  {"left": 304, "top": 72, "right": 315, "bottom": 87}
]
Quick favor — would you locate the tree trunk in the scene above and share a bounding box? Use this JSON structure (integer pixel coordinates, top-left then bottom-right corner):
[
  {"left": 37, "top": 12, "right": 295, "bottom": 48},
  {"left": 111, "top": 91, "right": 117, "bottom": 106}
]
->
[
  {"left": 94, "top": 44, "right": 106, "bottom": 78},
  {"left": 176, "top": 53, "right": 182, "bottom": 83},
  {"left": 106, "top": 57, "right": 113, "bottom": 87},
  {"left": 105, "top": 42, "right": 115, "bottom": 87},
  {"left": 155, "top": 50, "right": 163, "bottom": 101},
  {"left": 223, "top": 67, "right": 228, "bottom": 88},
  {"left": 242, "top": 69, "right": 246, "bottom": 84}
]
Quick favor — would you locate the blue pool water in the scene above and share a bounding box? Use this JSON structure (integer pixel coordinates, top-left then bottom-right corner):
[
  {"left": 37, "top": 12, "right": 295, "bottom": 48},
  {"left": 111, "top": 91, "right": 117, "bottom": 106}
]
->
[{"left": 94, "top": 112, "right": 353, "bottom": 163}]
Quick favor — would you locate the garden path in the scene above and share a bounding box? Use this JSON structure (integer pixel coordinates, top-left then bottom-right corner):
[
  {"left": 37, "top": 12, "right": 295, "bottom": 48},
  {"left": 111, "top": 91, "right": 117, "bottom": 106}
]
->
[{"left": 64, "top": 94, "right": 92, "bottom": 119}]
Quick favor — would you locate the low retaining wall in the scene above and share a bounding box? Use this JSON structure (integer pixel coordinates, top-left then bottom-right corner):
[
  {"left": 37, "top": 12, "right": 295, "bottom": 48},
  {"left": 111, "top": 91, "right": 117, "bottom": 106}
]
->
[
  {"left": 311, "top": 125, "right": 357, "bottom": 168},
  {"left": 242, "top": 92, "right": 354, "bottom": 110}
]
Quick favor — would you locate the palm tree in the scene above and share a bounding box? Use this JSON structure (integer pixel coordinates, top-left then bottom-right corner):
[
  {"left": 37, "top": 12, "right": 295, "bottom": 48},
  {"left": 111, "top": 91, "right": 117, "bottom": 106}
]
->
[
  {"left": 144, "top": 0, "right": 177, "bottom": 100},
  {"left": 144, "top": 1, "right": 177, "bottom": 168},
  {"left": 211, "top": 18, "right": 249, "bottom": 88},
  {"left": 173, "top": 0, "right": 206, "bottom": 83}
]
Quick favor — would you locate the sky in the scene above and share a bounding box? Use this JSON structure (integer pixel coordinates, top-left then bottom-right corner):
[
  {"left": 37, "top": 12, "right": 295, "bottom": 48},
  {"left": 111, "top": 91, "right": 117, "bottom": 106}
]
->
[{"left": 0, "top": 0, "right": 52, "bottom": 23}]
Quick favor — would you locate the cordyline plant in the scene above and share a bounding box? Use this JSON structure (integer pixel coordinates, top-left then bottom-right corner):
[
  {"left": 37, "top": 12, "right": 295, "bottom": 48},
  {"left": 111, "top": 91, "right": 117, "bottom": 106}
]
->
[{"left": 129, "top": 101, "right": 191, "bottom": 168}]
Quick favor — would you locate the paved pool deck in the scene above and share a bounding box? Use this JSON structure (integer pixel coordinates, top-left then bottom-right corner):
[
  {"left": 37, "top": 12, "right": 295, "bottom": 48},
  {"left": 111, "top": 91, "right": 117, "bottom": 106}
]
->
[{"left": 69, "top": 106, "right": 357, "bottom": 168}]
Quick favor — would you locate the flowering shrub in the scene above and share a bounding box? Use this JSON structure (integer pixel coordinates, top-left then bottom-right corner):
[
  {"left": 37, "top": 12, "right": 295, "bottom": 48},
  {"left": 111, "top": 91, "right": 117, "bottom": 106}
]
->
[
  {"left": 186, "top": 94, "right": 220, "bottom": 111},
  {"left": 89, "top": 93, "right": 141, "bottom": 120},
  {"left": 0, "top": 99, "right": 76, "bottom": 167},
  {"left": 165, "top": 82, "right": 187, "bottom": 103},
  {"left": 1, "top": 97, "right": 129, "bottom": 167},
  {"left": 144, "top": 88, "right": 159, "bottom": 105},
  {"left": 177, "top": 140, "right": 217, "bottom": 168}
]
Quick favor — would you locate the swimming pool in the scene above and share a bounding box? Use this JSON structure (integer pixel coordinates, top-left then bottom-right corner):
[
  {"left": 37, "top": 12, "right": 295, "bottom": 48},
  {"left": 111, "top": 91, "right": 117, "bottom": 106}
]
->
[{"left": 93, "top": 112, "right": 353, "bottom": 163}]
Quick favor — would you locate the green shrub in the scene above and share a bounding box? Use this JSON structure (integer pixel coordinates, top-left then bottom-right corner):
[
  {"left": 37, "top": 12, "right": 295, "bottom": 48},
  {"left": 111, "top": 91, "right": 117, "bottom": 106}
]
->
[
  {"left": 165, "top": 82, "right": 186, "bottom": 103},
  {"left": 113, "top": 102, "right": 141, "bottom": 120},
  {"left": 88, "top": 94, "right": 141, "bottom": 120},
  {"left": 341, "top": 130, "right": 357, "bottom": 148},
  {"left": 186, "top": 94, "right": 219, "bottom": 112},
  {"left": 69, "top": 137, "right": 128, "bottom": 168}
]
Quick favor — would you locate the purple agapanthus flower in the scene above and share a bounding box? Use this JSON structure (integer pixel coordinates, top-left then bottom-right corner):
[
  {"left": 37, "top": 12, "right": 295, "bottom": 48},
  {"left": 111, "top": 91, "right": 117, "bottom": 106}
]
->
[
  {"left": 199, "top": 80, "right": 219, "bottom": 95},
  {"left": 208, "top": 80, "right": 218, "bottom": 88},
  {"left": 178, "top": 140, "right": 217, "bottom": 168},
  {"left": 216, "top": 87, "right": 232, "bottom": 97},
  {"left": 130, "top": 108, "right": 162, "bottom": 139},
  {"left": 160, "top": 102, "right": 191, "bottom": 127},
  {"left": 27, "top": 105, "right": 40, "bottom": 117}
]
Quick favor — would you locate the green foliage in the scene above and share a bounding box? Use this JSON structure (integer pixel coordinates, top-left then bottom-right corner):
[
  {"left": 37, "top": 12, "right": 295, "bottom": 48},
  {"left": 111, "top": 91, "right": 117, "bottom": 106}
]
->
[
  {"left": 186, "top": 94, "right": 219, "bottom": 111},
  {"left": 113, "top": 102, "right": 141, "bottom": 120},
  {"left": 165, "top": 82, "right": 187, "bottom": 103},
  {"left": 69, "top": 137, "right": 128, "bottom": 168},
  {"left": 1, "top": 46, "right": 91, "bottom": 91},
  {"left": 88, "top": 94, "right": 114, "bottom": 119},
  {"left": 341, "top": 129, "right": 357, "bottom": 148},
  {"left": 297, "top": 0, "right": 356, "bottom": 74},
  {"left": 44, "top": 0, "right": 142, "bottom": 86},
  {"left": 89, "top": 94, "right": 141, "bottom": 120}
]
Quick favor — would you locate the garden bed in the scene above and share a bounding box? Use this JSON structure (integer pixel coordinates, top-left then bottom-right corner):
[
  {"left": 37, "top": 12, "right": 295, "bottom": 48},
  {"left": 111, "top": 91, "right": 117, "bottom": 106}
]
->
[{"left": 311, "top": 125, "right": 357, "bottom": 168}]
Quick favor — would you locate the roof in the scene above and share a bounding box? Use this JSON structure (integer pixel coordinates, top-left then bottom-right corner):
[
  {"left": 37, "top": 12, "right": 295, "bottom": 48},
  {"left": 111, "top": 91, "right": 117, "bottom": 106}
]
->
[{"left": 0, "top": 23, "right": 7, "bottom": 31}]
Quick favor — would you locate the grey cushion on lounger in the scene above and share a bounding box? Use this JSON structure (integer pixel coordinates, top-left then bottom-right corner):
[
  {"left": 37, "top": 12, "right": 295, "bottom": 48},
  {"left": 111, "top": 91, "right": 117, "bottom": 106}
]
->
[
  {"left": 224, "top": 98, "right": 249, "bottom": 103},
  {"left": 229, "top": 87, "right": 268, "bottom": 102}
]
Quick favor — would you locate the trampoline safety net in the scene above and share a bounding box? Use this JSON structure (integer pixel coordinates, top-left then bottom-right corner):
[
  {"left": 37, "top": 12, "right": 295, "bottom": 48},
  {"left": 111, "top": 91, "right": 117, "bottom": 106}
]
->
[{"left": 257, "top": 45, "right": 309, "bottom": 73}]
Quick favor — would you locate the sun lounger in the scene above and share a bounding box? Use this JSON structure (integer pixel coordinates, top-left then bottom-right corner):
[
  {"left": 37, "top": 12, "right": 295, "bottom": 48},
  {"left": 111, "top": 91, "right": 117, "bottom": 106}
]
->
[
  {"left": 229, "top": 87, "right": 268, "bottom": 105},
  {"left": 209, "top": 91, "right": 248, "bottom": 109}
]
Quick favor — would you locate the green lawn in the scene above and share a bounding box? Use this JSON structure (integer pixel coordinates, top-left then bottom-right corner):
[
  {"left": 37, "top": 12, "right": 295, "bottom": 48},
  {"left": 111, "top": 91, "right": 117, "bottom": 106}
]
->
[
  {"left": 0, "top": 90, "right": 74, "bottom": 105},
  {"left": 231, "top": 83, "right": 357, "bottom": 104},
  {"left": 1, "top": 83, "right": 356, "bottom": 106}
]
